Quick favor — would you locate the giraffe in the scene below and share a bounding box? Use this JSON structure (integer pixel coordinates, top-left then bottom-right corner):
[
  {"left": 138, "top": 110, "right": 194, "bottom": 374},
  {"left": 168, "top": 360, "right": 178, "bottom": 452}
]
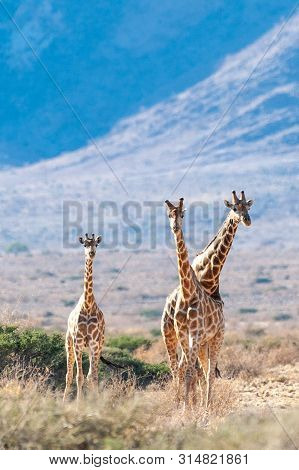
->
[
  {"left": 165, "top": 198, "right": 225, "bottom": 408},
  {"left": 63, "top": 233, "right": 105, "bottom": 402},
  {"left": 162, "top": 191, "right": 253, "bottom": 385}
]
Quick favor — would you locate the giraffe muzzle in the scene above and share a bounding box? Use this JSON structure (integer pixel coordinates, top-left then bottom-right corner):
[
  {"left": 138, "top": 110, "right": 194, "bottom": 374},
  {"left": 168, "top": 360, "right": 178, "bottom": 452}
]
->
[{"left": 242, "top": 216, "right": 251, "bottom": 227}]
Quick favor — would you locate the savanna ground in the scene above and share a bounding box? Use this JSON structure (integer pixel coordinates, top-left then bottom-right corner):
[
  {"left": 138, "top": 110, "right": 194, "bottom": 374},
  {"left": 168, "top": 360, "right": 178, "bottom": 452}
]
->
[
  {"left": 0, "top": 248, "right": 298, "bottom": 449},
  {"left": 0, "top": 318, "right": 298, "bottom": 450}
]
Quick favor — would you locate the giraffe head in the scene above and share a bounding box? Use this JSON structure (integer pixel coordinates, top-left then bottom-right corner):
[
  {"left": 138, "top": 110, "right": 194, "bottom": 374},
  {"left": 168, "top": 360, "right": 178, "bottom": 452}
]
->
[
  {"left": 79, "top": 233, "right": 102, "bottom": 260},
  {"left": 224, "top": 190, "right": 253, "bottom": 226},
  {"left": 165, "top": 198, "right": 185, "bottom": 233}
]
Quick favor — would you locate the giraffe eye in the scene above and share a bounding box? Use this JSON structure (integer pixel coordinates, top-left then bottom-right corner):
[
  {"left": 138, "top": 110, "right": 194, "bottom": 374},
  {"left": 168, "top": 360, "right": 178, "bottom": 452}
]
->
[{"left": 233, "top": 208, "right": 237, "bottom": 212}]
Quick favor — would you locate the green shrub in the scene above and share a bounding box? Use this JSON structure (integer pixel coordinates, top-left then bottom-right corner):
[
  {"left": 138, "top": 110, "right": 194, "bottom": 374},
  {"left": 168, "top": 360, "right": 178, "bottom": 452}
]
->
[
  {"left": 66, "top": 275, "right": 81, "bottom": 281},
  {"left": 274, "top": 313, "right": 292, "bottom": 321},
  {"left": 255, "top": 277, "right": 272, "bottom": 284},
  {"left": 5, "top": 242, "right": 29, "bottom": 254},
  {"left": 0, "top": 326, "right": 169, "bottom": 389},
  {"left": 44, "top": 311, "right": 54, "bottom": 318},
  {"left": 150, "top": 328, "right": 161, "bottom": 337},
  {"left": 239, "top": 308, "right": 258, "bottom": 314},
  {"left": 100, "top": 347, "right": 170, "bottom": 386},
  {"left": 105, "top": 335, "right": 151, "bottom": 352},
  {"left": 62, "top": 300, "right": 76, "bottom": 307},
  {"left": 140, "top": 309, "right": 161, "bottom": 319}
]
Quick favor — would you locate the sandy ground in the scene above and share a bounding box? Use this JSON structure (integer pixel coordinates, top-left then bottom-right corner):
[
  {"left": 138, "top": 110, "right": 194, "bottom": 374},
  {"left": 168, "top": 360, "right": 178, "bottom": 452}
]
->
[
  {"left": 238, "top": 362, "right": 299, "bottom": 410},
  {"left": 1, "top": 246, "right": 298, "bottom": 333}
]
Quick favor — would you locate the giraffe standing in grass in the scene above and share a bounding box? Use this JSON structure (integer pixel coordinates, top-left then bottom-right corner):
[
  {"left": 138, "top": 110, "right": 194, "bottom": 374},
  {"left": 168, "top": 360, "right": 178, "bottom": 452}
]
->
[
  {"left": 63, "top": 234, "right": 105, "bottom": 402},
  {"left": 162, "top": 191, "right": 254, "bottom": 388},
  {"left": 165, "top": 198, "right": 225, "bottom": 408}
]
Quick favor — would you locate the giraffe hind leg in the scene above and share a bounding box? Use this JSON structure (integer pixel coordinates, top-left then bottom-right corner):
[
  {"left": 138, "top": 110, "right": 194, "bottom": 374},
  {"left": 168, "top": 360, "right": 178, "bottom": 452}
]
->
[
  {"left": 161, "top": 304, "right": 178, "bottom": 382},
  {"left": 87, "top": 350, "right": 100, "bottom": 391},
  {"left": 206, "top": 329, "right": 224, "bottom": 407},
  {"left": 87, "top": 339, "right": 104, "bottom": 391},
  {"left": 198, "top": 344, "right": 209, "bottom": 407}
]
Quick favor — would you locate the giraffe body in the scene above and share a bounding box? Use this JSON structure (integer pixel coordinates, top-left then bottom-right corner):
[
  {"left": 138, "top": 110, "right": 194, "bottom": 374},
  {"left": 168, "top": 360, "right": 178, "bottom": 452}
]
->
[
  {"left": 63, "top": 234, "right": 105, "bottom": 402},
  {"left": 165, "top": 199, "right": 225, "bottom": 408}
]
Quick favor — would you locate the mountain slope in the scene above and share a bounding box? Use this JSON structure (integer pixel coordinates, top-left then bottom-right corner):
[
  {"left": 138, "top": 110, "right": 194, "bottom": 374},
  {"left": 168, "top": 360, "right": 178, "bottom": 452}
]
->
[
  {"left": 0, "top": 14, "right": 298, "bottom": 249},
  {"left": 0, "top": 1, "right": 295, "bottom": 165}
]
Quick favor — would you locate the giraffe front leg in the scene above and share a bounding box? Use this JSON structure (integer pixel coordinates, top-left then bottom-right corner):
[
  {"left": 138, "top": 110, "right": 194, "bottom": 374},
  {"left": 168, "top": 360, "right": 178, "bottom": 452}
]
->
[
  {"left": 175, "top": 315, "right": 189, "bottom": 406},
  {"left": 185, "top": 308, "right": 203, "bottom": 410},
  {"left": 185, "top": 337, "right": 200, "bottom": 410},
  {"left": 63, "top": 334, "right": 75, "bottom": 402},
  {"left": 74, "top": 342, "right": 84, "bottom": 402}
]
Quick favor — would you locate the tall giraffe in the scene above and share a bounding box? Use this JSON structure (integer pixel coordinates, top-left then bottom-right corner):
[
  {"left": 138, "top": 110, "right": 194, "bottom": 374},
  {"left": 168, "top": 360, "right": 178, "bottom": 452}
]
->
[
  {"left": 162, "top": 191, "right": 253, "bottom": 383},
  {"left": 63, "top": 233, "right": 105, "bottom": 402},
  {"left": 165, "top": 198, "right": 224, "bottom": 408}
]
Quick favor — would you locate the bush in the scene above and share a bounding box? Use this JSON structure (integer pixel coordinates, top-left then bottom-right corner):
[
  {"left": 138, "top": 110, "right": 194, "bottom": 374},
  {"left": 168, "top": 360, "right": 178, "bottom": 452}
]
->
[
  {"left": 5, "top": 242, "right": 29, "bottom": 254},
  {"left": 255, "top": 277, "right": 272, "bottom": 284},
  {"left": 274, "top": 314, "right": 292, "bottom": 321},
  {"left": 239, "top": 308, "right": 258, "bottom": 314},
  {"left": 140, "top": 309, "right": 161, "bottom": 319},
  {"left": 150, "top": 328, "right": 161, "bottom": 337},
  {"left": 105, "top": 335, "right": 151, "bottom": 352},
  {"left": 0, "top": 326, "right": 169, "bottom": 389},
  {"left": 62, "top": 300, "right": 76, "bottom": 307},
  {"left": 100, "top": 347, "right": 170, "bottom": 386},
  {"left": 0, "top": 325, "right": 66, "bottom": 386}
]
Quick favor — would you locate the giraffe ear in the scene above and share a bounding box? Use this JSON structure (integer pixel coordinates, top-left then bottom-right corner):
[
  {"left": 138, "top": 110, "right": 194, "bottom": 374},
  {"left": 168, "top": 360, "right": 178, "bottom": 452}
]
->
[
  {"left": 224, "top": 200, "right": 233, "bottom": 209},
  {"left": 79, "top": 237, "right": 84, "bottom": 244},
  {"left": 247, "top": 199, "right": 254, "bottom": 207},
  {"left": 96, "top": 235, "right": 102, "bottom": 245}
]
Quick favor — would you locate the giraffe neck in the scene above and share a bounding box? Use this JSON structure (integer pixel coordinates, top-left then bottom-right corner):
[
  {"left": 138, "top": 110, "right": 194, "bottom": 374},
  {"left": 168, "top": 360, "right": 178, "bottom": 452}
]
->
[
  {"left": 84, "top": 258, "right": 95, "bottom": 310},
  {"left": 192, "top": 211, "right": 239, "bottom": 296},
  {"left": 174, "top": 228, "right": 197, "bottom": 303}
]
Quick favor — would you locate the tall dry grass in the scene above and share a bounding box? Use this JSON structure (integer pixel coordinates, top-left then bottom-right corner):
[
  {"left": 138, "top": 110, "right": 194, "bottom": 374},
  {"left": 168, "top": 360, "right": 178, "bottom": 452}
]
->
[
  {"left": 0, "top": 372, "right": 297, "bottom": 449},
  {"left": 0, "top": 328, "right": 298, "bottom": 450},
  {"left": 0, "top": 363, "right": 298, "bottom": 450}
]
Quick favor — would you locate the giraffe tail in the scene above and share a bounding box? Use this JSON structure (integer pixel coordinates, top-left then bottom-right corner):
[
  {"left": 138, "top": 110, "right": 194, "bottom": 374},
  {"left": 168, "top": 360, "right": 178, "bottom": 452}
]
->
[
  {"left": 215, "top": 363, "right": 222, "bottom": 379},
  {"left": 100, "top": 356, "right": 125, "bottom": 369}
]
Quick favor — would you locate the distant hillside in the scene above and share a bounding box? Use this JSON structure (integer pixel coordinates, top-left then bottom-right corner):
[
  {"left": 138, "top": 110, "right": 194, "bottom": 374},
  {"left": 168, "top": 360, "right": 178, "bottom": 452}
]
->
[
  {"left": 0, "top": 1, "right": 295, "bottom": 166},
  {"left": 0, "top": 14, "right": 298, "bottom": 250}
]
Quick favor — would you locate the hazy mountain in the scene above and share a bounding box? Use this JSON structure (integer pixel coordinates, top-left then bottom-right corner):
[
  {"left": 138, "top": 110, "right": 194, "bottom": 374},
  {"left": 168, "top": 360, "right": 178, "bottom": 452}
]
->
[
  {"left": 0, "top": 13, "right": 298, "bottom": 250},
  {"left": 0, "top": 1, "right": 296, "bottom": 166}
]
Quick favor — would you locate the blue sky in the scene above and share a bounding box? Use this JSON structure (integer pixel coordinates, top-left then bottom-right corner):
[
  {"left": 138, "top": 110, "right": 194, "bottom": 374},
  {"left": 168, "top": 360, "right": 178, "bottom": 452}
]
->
[{"left": 0, "top": 0, "right": 295, "bottom": 166}]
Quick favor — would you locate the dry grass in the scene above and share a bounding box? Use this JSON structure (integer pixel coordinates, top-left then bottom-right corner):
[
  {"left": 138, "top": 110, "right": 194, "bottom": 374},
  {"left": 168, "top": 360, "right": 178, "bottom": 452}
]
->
[
  {"left": 0, "top": 373, "right": 297, "bottom": 450},
  {"left": 0, "top": 307, "right": 37, "bottom": 329},
  {"left": 218, "top": 332, "right": 299, "bottom": 380},
  {"left": 0, "top": 329, "right": 298, "bottom": 449}
]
